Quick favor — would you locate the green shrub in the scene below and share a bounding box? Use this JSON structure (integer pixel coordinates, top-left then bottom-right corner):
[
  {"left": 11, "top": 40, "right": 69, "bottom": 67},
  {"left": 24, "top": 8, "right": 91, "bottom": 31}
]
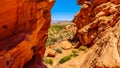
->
[
  {"left": 59, "top": 55, "right": 71, "bottom": 64},
  {"left": 79, "top": 46, "right": 88, "bottom": 51},
  {"left": 44, "top": 58, "right": 53, "bottom": 65},
  {"left": 54, "top": 48, "right": 62, "bottom": 53},
  {"left": 72, "top": 50, "right": 78, "bottom": 53},
  {"left": 72, "top": 53, "right": 79, "bottom": 57},
  {"left": 71, "top": 50, "right": 79, "bottom": 57}
]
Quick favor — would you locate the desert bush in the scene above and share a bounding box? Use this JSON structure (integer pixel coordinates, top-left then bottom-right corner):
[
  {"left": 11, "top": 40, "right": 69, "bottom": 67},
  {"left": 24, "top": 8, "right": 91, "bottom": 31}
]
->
[
  {"left": 44, "top": 58, "right": 53, "bottom": 65},
  {"left": 54, "top": 48, "right": 62, "bottom": 53},
  {"left": 72, "top": 50, "right": 78, "bottom": 53},
  {"left": 59, "top": 55, "right": 71, "bottom": 64},
  {"left": 79, "top": 46, "right": 88, "bottom": 51},
  {"left": 71, "top": 50, "right": 79, "bottom": 57},
  {"left": 59, "top": 50, "right": 79, "bottom": 64}
]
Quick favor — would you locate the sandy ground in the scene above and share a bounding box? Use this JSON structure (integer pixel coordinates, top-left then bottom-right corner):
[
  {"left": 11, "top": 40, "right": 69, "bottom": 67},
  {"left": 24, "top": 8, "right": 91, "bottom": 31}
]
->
[{"left": 44, "top": 41, "right": 86, "bottom": 68}]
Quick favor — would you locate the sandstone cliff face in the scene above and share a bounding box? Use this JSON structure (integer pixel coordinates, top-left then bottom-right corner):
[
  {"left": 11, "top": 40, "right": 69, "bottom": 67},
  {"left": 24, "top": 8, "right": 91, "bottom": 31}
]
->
[
  {"left": 72, "top": 0, "right": 120, "bottom": 68},
  {"left": 74, "top": 0, "right": 120, "bottom": 46},
  {"left": 0, "top": 0, "right": 54, "bottom": 68}
]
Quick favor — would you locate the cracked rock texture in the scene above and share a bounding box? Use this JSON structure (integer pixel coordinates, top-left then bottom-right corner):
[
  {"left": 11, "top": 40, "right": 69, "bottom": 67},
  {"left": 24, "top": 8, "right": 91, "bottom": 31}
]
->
[
  {"left": 0, "top": 0, "right": 54, "bottom": 68},
  {"left": 74, "top": 0, "right": 120, "bottom": 46},
  {"left": 72, "top": 0, "right": 120, "bottom": 68}
]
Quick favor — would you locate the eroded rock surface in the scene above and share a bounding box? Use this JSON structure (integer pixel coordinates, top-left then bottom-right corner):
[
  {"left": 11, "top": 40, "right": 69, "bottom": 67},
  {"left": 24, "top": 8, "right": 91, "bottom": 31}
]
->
[
  {"left": 72, "top": 0, "right": 120, "bottom": 68},
  {"left": 74, "top": 0, "right": 120, "bottom": 46},
  {"left": 0, "top": 0, "right": 54, "bottom": 68}
]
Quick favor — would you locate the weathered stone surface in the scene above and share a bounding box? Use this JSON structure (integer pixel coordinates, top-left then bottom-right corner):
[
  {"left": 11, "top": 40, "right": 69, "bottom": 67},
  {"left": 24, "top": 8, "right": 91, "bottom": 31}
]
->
[
  {"left": 72, "top": 0, "right": 120, "bottom": 68},
  {"left": 0, "top": 0, "right": 54, "bottom": 68},
  {"left": 47, "top": 48, "right": 56, "bottom": 57},
  {"left": 61, "top": 40, "right": 72, "bottom": 50},
  {"left": 73, "top": 0, "right": 120, "bottom": 46}
]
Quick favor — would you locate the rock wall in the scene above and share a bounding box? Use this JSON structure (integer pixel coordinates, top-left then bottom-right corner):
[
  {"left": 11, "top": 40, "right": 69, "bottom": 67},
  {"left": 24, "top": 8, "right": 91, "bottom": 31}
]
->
[
  {"left": 0, "top": 0, "right": 54, "bottom": 68},
  {"left": 73, "top": 0, "right": 120, "bottom": 46}
]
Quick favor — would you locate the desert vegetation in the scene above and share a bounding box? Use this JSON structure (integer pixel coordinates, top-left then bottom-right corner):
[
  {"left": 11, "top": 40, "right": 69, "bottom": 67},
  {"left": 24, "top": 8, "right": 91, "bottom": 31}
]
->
[
  {"left": 46, "top": 22, "right": 77, "bottom": 46},
  {"left": 44, "top": 22, "right": 88, "bottom": 67}
]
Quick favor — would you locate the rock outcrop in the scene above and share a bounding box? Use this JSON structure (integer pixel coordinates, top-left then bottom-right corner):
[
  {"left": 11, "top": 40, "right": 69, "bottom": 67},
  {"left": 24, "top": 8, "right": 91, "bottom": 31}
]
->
[
  {"left": 0, "top": 0, "right": 54, "bottom": 68},
  {"left": 74, "top": 0, "right": 120, "bottom": 46},
  {"left": 72, "top": 0, "right": 120, "bottom": 68}
]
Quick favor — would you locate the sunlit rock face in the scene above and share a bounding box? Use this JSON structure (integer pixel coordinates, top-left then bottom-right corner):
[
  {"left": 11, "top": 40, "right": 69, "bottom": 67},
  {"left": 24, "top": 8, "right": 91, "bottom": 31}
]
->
[
  {"left": 74, "top": 0, "right": 120, "bottom": 46},
  {"left": 0, "top": 0, "right": 54, "bottom": 68}
]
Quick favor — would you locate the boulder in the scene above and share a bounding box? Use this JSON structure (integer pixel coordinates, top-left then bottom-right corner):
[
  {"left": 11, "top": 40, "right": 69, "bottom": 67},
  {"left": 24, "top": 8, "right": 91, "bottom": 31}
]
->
[
  {"left": 47, "top": 49, "right": 56, "bottom": 57},
  {"left": 61, "top": 41, "right": 72, "bottom": 50}
]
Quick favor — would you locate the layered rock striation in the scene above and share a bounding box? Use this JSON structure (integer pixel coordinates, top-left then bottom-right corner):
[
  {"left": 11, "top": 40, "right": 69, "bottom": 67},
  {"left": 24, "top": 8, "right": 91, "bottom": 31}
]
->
[{"left": 0, "top": 0, "right": 54, "bottom": 68}]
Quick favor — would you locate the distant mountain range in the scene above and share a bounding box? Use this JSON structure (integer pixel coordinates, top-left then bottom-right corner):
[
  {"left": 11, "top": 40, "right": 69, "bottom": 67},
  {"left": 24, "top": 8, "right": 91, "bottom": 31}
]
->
[{"left": 51, "top": 20, "right": 73, "bottom": 23}]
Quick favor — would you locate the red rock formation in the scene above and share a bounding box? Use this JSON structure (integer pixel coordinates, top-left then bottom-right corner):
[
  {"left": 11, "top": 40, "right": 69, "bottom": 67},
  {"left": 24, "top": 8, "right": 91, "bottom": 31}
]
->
[
  {"left": 73, "top": 0, "right": 120, "bottom": 46},
  {"left": 0, "top": 0, "right": 55, "bottom": 68}
]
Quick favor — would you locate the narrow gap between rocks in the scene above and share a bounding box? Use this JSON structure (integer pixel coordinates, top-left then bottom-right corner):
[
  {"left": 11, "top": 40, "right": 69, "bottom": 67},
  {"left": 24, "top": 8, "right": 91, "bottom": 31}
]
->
[{"left": 43, "top": 0, "right": 87, "bottom": 67}]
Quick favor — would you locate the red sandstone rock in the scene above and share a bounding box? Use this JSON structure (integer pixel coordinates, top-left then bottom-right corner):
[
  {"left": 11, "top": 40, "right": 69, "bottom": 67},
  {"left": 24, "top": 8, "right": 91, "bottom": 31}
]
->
[
  {"left": 0, "top": 0, "right": 55, "bottom": 68},
  {"left": 73, "top": 0, "right": 120, "bottom": 46}
]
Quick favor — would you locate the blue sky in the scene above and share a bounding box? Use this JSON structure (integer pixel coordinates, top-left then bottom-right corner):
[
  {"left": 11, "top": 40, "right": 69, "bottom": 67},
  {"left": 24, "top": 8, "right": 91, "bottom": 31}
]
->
[{"left": 51, "top": 0, "right": 80, "bottom": 21}]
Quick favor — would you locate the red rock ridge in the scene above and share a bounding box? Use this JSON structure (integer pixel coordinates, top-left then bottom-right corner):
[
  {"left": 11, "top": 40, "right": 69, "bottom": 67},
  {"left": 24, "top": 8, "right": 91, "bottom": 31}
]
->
[{"left": 0, "top": 0, "right": 55, "bottom": 68}]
